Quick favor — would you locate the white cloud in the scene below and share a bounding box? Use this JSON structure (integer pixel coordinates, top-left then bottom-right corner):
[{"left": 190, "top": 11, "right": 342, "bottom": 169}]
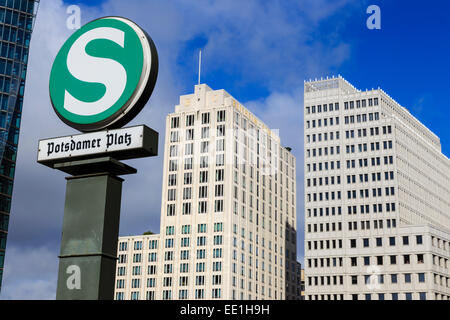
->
[{"left": 0, "top": 245, "right": 58, "bottom": 300}]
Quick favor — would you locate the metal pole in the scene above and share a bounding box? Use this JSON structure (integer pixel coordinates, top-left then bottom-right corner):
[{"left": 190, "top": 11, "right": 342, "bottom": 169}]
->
[{"left": 54, "top": 158, "right": 136, "bottom": 300}]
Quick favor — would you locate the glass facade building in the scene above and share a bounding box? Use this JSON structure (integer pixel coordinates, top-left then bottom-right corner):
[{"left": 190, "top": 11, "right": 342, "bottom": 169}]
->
[{"left": 0, "top": 0, "right": 39, "bottom": 291}]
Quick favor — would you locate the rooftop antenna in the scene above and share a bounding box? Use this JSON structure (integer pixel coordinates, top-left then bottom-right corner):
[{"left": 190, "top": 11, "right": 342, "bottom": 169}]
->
[{"left": 198, "top": 49, "right": 202, "bottom": 85}]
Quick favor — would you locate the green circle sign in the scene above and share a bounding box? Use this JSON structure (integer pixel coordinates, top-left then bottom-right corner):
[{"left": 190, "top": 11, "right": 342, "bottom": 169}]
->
[{"left": 49, "top": 16, "right": 158, "bottom": 132}]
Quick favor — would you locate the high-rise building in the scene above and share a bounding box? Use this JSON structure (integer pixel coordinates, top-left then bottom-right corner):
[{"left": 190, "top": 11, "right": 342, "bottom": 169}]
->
[
  {"left": 115, "top": 84, "right": 298, "bottom": 300},
  {"left": 0, "top": 0, "right": 39, "bottom": 291},
  {"left": 304, "top": 76, "right": 450, "bottom": 300}
]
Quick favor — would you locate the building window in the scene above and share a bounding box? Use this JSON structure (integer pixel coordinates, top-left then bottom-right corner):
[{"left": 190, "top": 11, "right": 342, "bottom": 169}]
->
[
  {"left": 416, "top": 235, "right": 423, "bottom": 245},
  {"left": 377, "top": 256, "right": 383, "bottom": 265},
  {"left": 199, "top": 186, "right": 208, "bottom": 198},
  {"left": 131, "top": 279, "right": 140, "bottom": 289},
  {"left": 171, "top": 117, "right": 180, "bottom": 128},
  {"left": 133, "top": 253, "right": 142, "bottom": 263},
  {"left": 202, "top": 112, "right": 210, "bottom": 124},
  {"left": 119, "top": 242, "right": 128, "bottom": 251},
  {"left": 389, "top": 237, "right": 395, "bottom": 246},
  {"left": 376, "top": 238, "right": 382, "bottom": 247},
  {"left": 170, "top": 131, "right": 179, "bottom": 142},
  {"left": 403, "top": 255, "right": 410, "bottom": 264},
  {"left": 212, "top": 288, "right": 221, "bottom": 299},
  {"left": 131, "top": 292, "right": 139, "bottom": 300},
  {"left": 390, "top": 256, "right": 397, "bottom": 265},
  {"left": 182, "top": 202, "right": 191, "bottom": 215},
  {"left": 417, "top": 254, "right": 424, "bottom": 264},
  {"left": 169, "top": 160, "right": 178, "bottom": 171},
  {"left": 186, "top": 114, "right": 195, "bottom": 126},
  {"left": 179, "top": 289, "right": 188, "bottom": 300},
  {"left": 184, "top": 129, "right": 193, "bottom": 141},
  {"left": 167, "top": 204, "right": 175, "bottom": 216},
  {"left": 163, "top": 290, "right": 172, "bottom": 300},
  {"left": 364, "top": 256, "right": 370, "bottom": 266},
  {"left": 184, "top": 157, "right": 193, "bottom": 170},
  {"left": 217, "top": 125, "right": 225, "bottom": 137},
  {"left": 195, "top": 289, "right": 205, "bottom": 299},
  {"left": 198, "top": 201, "right": 207, "bottom": 214},
  {"left": 404, "top": 274, "right": 411, "bottom": 283},
  {"left": 418, "top": 273, "right": 425, "bottom": 283},
  {"left": 391, "top": 274, "right": 397, "bottom": 284},
  {"left": 116, "top": 292, "right": 124, "bottom": 300},
  {"left": 215, "top": 200, "right": 224, "bottom": 212},
  {"left": 402, "top": 236, "right": 409, "bottom": 245},
  {"left": 217, "top": 110, "right": 226, "bottom": 122},
  {"left": 363, "top": 238, "right": 369, "bottom": 247}
]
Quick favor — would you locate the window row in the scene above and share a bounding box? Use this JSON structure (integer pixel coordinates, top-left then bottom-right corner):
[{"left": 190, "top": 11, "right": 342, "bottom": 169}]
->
[
  {"left": 344, "top": 112, "right": 379, "bottom": 124},
  {"left": 307, "top": 272, "right": 426, "bottom": 288},
  {"left": 166, "top": 185, "right": 224, "bottom": 201},
  {"left": 348, "top": 142, "right": 393, "bottom": 155},
  {"left": 305, "top": 160, "right": 341, "bottom": 173},
  {"left": 168, "top": 155, "right": 225, "bottom": 171},
  {"left": 306, "top": 175, "right": 341, "bottom": 187},
  {"left": 169, "top": 139, "right": 226, "bottom": 158},
  {"left": 118, "top": 239, "right": 158, "bottom": 252},
  {"left": 308, "top": 292, "right": 427, "bottom": 301},
  {"left": 167, "top": 200, "right": 224, "bottom": 216},
  {"left": 346, "top": 188, "right": 396, "bottom": 200},
  {"left": 349, "top": 235, "right": 423, "bottom": 249},
  {"left": 170, "top": 110, "right": 226, "bottom": 129},
  {"left": 306, "top": 117, "right": 340, "bottom": 129},
  {"left": 344, "top": 98, "right": 379, "bottom": 109},
  {"left": 305, "top": 145, "right": 340, "bottom": 158},
  {"left": 344, "top": 125, "right": 392, "bottom": 139},
  {"left": 305, "top": 102, "right": 340, "bottom": 115},
  {"left": 169, "top": 125, "right": 226, "bottom": 143},
  {"left": 306, "top": 131, "right": 340, "bottom": 143}
]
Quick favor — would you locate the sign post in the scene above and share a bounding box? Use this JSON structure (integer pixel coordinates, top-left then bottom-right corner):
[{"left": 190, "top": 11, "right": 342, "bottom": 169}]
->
[
  {"left": 56, "top": 164, "right": 127, "bottom": 300},
  {"left": 38, "top": 16, "right": 159, "bottom": 300}
]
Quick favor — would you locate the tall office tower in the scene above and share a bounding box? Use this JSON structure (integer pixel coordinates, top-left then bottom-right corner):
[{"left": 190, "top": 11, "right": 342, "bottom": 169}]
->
[
  {"left": 115, "top": 84, "right": 298, "bottom": 300},
  {"left": 0, "top": 0, "right": 39, "bottom": 291},
  {"left": 304, "top": 76, "right": 450, "bottom": 300}
]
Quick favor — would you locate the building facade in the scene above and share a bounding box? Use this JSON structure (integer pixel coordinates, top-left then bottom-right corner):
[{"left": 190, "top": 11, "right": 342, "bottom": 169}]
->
[
  {"left": 300, "top": 267, "right": 305, "bottom": 299},
  {"left": 304, "top": 76, "right": 450, "bottom": 300},
  {"left": 0, "top": 0, "right": 39, "bottom": 291},
  {"left": 115, "top": 84, "right": 298, "bottom": 300}
]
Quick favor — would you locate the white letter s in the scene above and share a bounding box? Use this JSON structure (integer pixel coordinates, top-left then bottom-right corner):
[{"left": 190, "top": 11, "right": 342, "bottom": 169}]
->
[{"left": 64, "top": 27, "right": 127, "bottom": 116}]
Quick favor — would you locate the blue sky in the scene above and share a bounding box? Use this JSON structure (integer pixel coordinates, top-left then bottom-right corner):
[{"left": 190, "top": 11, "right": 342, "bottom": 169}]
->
[{"left": 0, "top": 0, "right": 449, "bottom": 299}]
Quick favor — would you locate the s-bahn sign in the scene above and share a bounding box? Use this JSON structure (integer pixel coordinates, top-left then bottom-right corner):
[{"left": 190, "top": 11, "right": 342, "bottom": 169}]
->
[
  {"left": 40, "top": 16, "right": 159, "bottom": 301},
  {"left": 49, "top": 16, "right": 158, "bottom": 132},
  {"left": 37, "top": 125, "right": 158, "bottom": 166}
]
